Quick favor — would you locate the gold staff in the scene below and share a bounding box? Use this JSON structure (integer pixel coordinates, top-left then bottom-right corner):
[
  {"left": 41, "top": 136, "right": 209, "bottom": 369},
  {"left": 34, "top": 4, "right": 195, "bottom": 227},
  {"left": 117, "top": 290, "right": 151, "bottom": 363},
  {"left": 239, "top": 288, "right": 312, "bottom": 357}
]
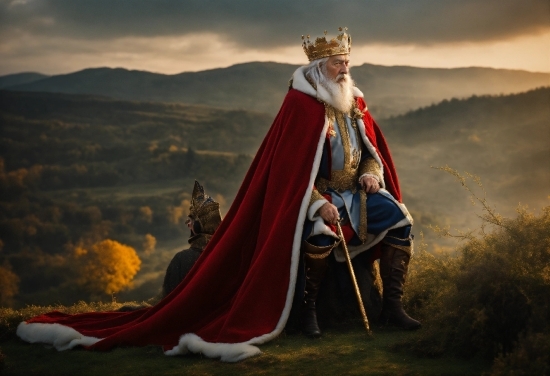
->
[{"left": 336, "top": 220, "right": 372, "bottom": 335}]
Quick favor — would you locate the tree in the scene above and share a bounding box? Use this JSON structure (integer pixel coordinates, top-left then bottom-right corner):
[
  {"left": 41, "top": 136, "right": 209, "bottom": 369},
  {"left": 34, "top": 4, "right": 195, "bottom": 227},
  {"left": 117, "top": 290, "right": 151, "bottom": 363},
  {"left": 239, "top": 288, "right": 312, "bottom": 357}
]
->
[
  {"left": 74, "top": 239, "right": 141, "bottom": 295},
  {"left": 142, "top": 233, "right": 156, "bottom": 256},
  {"left": 138, "top": 206, "right": 153, "bottom": 224},
  {"left": 0, "top": 262, "right": 20, "bottom": 307}
]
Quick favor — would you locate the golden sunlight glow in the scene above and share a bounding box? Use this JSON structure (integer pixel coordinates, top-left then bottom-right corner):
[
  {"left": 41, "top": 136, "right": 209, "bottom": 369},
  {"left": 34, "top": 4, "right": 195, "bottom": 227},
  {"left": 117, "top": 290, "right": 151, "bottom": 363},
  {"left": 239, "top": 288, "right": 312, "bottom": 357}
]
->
[
  {"left": 355, "top": 31, "right": 550, "bottom": 73},
  {"left": 0, "top": 31, "right": 548, "bottom": 75}
]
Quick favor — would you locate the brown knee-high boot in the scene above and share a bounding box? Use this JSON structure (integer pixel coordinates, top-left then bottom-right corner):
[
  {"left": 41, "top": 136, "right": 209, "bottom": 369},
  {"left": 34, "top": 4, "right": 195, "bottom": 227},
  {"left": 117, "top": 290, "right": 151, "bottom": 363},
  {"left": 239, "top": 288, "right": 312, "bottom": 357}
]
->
[
  {"left": 379, "top": 242, "right": 421, "bottom": 330},
  {"left": 300, "top": 241, "right": 333, "bottom": 338}
]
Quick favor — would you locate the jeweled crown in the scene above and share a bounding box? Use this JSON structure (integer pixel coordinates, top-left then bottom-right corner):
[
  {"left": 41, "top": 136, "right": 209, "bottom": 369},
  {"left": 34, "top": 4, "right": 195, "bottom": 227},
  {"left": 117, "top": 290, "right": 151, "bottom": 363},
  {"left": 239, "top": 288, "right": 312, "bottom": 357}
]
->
[{"left": 302, "top": 27, "right": 352, "bottom": 62}]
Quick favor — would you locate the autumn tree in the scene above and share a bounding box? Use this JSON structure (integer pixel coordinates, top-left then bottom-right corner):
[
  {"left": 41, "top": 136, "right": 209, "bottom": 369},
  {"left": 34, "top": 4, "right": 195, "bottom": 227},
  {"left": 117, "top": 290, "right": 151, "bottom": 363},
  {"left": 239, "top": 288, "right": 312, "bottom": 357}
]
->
[
  {"left": 138, "top": 206, "right": 153, "bottom": 223},
  {"left": 0, "top": 262, "right": 20, "bottom": 307},
  {"left": 142, "top": 233, "right": 156, "bottom": 256},
  {"left": 74, "top": 239, "right": 141, "bottom": 295}
]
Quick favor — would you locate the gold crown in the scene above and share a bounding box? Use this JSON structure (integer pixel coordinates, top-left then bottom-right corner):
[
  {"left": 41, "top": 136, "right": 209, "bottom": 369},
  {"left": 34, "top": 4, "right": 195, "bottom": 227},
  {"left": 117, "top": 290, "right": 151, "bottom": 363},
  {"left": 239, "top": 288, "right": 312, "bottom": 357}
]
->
[{"left": 302, "top": 27, "right": 352, "bottom": 62}]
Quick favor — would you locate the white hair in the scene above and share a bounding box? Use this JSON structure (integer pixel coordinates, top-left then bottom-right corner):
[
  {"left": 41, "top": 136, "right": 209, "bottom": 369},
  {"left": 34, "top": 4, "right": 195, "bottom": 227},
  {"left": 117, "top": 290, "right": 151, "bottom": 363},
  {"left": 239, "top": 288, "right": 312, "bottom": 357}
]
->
[
  {"left": 304, "top": 56, "right": 355, "bottom": 113},
  {"left": 303, "top": 57, "right": 330, "bottom": 86}
]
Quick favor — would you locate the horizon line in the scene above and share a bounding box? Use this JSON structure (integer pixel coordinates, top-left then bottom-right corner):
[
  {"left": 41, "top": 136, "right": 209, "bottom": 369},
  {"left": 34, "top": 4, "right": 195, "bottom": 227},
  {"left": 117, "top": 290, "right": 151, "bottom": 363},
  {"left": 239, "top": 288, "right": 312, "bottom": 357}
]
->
[{"left": 2, "top": 60, "right": 550, "bottom": 78}]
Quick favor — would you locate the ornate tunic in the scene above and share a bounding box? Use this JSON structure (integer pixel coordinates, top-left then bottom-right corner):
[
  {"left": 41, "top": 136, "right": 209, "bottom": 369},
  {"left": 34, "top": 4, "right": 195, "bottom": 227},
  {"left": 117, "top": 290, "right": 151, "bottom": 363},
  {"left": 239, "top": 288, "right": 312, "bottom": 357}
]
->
[{"left": 304, "top": 102, "right": 412, "bottom": 261}]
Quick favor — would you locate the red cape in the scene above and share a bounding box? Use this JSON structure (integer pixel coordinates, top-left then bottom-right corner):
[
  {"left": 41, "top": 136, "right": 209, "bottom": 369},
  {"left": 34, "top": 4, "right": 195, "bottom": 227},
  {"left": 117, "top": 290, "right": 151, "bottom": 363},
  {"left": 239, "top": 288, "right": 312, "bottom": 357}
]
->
[{"left": 18, "top": 89, "right": 400, "bottom": 361}]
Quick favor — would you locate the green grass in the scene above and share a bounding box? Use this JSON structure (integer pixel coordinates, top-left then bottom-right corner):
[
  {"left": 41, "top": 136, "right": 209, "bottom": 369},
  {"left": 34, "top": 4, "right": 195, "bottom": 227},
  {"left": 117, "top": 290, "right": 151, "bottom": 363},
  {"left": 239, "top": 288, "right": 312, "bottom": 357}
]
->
[{"left": 1, "top": 325, "right": 490, "bottom": 375}]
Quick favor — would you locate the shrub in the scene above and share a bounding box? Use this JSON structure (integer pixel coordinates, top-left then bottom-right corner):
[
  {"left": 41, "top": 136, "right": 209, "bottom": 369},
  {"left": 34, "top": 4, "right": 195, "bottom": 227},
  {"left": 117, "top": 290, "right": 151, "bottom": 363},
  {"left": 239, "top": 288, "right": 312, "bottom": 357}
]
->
[
  {"left": 490, "top": 331, "right": 550, "bottom": 376},
  {"left": 402, "top": 168, "right": 550, "bottom": 368}
]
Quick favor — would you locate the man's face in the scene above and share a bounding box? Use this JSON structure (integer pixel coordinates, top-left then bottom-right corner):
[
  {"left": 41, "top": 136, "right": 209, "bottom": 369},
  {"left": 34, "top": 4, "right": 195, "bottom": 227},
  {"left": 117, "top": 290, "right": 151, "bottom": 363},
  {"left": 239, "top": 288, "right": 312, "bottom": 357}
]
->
[{"left": 324, "top": 54, "right": 350, "bottom": 82}]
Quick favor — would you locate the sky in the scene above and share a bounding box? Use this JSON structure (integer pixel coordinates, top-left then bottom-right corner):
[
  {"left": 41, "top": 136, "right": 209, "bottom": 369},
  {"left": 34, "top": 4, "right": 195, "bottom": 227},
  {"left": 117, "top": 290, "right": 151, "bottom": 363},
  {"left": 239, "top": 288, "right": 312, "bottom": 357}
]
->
[{"left": 1, "top": 0, "right": 549, "bottom": 76}]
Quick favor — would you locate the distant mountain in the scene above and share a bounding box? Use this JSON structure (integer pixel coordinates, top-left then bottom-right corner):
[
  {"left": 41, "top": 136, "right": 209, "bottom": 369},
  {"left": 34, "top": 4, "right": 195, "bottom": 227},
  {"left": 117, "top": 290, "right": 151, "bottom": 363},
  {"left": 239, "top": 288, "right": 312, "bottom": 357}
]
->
[
  {"left": 352, "top": 65, "right": 549, "bottom": 119},
  {"left": 3, "top": 63, "right": 548, "bottom": 119},
  {"left": 0, "top": 72, "right": 49, "bottom": 89}
]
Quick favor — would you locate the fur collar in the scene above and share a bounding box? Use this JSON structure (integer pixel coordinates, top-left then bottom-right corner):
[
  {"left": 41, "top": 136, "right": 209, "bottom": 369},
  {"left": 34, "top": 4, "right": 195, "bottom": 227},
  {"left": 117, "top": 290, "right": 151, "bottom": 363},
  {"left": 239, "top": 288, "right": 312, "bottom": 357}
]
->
[{"left": 291, "top": 66, "right": 364, "bottom": 106}]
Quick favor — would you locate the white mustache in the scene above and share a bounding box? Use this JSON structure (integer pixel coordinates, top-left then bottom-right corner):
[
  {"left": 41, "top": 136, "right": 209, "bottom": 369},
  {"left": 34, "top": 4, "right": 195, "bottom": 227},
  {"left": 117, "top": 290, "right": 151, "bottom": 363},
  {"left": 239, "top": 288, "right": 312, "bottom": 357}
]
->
[{"left": 335, "top": 73, "right": 348, "bottom": 82}]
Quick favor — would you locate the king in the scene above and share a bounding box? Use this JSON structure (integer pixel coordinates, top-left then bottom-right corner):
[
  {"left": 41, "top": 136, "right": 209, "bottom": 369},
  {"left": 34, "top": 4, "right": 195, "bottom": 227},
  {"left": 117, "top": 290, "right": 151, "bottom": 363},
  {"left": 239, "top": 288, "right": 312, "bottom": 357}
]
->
[
  {"left": 17, "top": 28, "right": 420, "bottom": 362},
  {"left": 294, "top": 27, "right": 420, "bottom": 336}
]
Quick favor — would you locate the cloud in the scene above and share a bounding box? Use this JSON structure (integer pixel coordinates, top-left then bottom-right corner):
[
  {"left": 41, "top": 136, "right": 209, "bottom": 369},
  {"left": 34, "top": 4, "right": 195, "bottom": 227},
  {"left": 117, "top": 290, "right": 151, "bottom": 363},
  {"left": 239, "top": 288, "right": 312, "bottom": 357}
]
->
[
  {"left": 1, "top": 0, "right": 549, "bottom": 48},
  {"left": 1, "top": 0, "right": 548, "bottom": 75}
]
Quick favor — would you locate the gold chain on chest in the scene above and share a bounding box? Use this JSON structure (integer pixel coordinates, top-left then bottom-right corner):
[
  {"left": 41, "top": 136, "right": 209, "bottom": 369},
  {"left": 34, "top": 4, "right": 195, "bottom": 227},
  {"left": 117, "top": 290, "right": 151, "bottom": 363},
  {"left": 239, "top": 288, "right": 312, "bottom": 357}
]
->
[{"left": 317, "top": 105, "right": 361, "bottom": 193}]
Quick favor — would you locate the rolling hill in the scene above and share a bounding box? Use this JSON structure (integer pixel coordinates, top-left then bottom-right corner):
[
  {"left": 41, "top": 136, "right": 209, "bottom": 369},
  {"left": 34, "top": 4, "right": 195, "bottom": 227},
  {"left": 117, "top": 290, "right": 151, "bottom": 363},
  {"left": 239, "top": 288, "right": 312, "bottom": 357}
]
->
[
  {"left": 382, "top": 87, "right": 550, "bottom": 251},
  {"left": 0, "top": 72, "right": 50, "bottom": 89},
  {"left": 0, "top": 90, "right": 272, "bottom": 170},
  {"left": 3, "top": 62, "right": 549, "bottom": 119}
]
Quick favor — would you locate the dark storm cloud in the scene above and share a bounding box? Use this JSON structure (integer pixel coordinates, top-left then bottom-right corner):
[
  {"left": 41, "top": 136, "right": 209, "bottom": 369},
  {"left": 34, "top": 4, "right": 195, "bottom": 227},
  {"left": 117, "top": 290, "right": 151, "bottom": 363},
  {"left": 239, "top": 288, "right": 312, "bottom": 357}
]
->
[{"left": 2, "top": 0, "right": 549, "bottom": 47}]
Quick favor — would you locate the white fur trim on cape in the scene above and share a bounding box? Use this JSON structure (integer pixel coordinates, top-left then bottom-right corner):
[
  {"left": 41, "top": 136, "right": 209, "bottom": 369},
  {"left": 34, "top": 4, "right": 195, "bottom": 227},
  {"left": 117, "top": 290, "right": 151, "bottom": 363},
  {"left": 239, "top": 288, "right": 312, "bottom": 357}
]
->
[
  {"left": 307, "top": 198, "right": 328, "bottom": 220},
  {"left": 15, "top": 91, "right": 331, "bottom": 363},
  {"left": 306, "top": 198, "right": 340, "bottom": 239},
  {"left": 164, "top": 333, "right": 261, "bottom": 362},
  {"left": 162, "top": 95, "right": 331, "bottom": 359},
  {"left": 242, "top": 101, "right": 330, "bottom": 345},
  {"left": 16, "top": 322, "right": 100, "bottom": 351},
  {"left": 355, "top": 116, "right": 385, "bottom": 188}
]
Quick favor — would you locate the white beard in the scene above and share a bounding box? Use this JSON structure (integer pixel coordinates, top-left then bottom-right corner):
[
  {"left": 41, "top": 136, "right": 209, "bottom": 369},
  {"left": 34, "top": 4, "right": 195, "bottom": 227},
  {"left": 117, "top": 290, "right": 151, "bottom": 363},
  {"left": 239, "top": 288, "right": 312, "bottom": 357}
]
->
[{"left": 318, "top": 73, "right": 355, "bottom": 113}]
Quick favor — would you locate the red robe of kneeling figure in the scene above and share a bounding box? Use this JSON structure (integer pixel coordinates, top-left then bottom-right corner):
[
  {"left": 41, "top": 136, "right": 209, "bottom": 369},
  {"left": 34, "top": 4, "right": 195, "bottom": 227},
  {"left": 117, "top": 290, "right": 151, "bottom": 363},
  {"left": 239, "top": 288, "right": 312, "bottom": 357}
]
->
[{"left": 17, "top": 85, "right": 401, "bottom": 362}]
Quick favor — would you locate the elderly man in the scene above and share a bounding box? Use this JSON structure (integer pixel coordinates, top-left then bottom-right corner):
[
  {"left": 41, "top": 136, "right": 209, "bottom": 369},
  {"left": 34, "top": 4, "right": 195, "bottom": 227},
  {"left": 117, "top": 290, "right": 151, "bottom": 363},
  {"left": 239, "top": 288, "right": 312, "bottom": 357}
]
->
[
  {"left": 17, "top": 28, "right": 418, "bottom": 362},
  {"left": 295, "top": 28, "right": 420, "bottom": 336}
]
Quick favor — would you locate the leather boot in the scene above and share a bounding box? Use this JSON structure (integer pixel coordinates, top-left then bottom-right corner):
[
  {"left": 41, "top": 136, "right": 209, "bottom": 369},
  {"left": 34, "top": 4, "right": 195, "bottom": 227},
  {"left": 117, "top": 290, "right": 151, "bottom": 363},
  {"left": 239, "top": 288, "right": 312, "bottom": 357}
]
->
[
  {"left": 379, "top": 243, "right": 421, "bottom": 330},
  {"left": 300, "top": 241, "right": 333, "bottom": 338}
]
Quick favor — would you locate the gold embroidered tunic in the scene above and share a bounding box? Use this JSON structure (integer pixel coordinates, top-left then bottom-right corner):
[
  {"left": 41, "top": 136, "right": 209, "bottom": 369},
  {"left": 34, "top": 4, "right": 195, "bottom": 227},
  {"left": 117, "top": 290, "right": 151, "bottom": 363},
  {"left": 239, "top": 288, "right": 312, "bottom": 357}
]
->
[{"left": 308, "top": 105, "right": 382, "bottom": 243}]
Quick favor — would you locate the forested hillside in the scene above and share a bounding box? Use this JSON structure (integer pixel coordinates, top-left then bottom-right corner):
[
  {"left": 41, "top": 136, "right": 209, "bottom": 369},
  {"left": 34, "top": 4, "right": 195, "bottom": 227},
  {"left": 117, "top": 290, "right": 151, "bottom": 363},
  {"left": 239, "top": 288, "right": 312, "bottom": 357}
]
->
[
  {"left": 383, "top": 87, "right": 550, "bottom": 251},
  {"left": 0, "top": 91, "right": 268, "bottom": 306},
  {"left": 0, "top": 87, "right": 548, "bottom": 307}
]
